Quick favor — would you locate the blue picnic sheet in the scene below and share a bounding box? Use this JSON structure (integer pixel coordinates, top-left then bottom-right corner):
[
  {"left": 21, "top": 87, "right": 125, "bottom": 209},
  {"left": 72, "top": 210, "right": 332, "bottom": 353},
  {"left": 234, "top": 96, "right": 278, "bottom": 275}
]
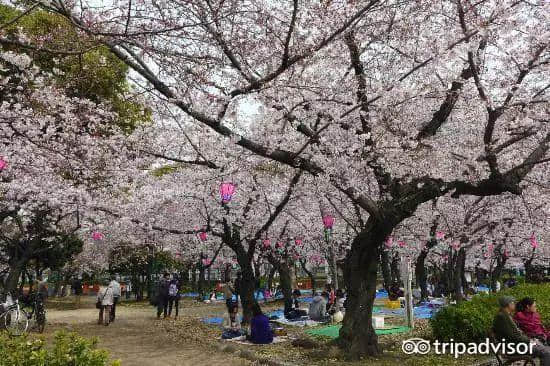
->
[
  {"left": 182, "top": 292, "right": 199, "bottom": 297},
  {"left": 298, "top": 296, "right": 313, "bottom": 303},
  {"left": 202, "top": 315, "right": 242, "bottom": 325},
  {"left": 374, "top": 304, "right": 438, "bottom": 319},
  {"left": 376, "top": 289, "right": 388, "bottom": 299},
  {"left": 266, "top": 309, "right": 285, "bottom": 319}
]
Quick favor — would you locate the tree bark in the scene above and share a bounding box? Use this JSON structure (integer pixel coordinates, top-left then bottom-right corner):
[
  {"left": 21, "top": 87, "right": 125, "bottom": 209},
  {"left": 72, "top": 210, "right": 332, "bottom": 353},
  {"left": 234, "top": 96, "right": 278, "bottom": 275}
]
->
[
  {"left": 453, "top": 248, "right": 466, "bottom": 302},
  {"left": 415, "top": 250, "right": 429, "bottom": 301},
  {"left": 338, "top": 221, "right": 391, "bottom": 358},
  {"left": 267, "top": 266, "right": 276, "bottom": 292},
  {"left": 277, "top": 262, "right": 293, "bottom": 306},
  {"left": 236, "top": 256, "right": 257, "bottom": 324},
  {"left": 390, "top": 254, "right": 401, "bottom": 285},
  {"left": 4, "top": 260, "right": 25, "bottom": 297}
]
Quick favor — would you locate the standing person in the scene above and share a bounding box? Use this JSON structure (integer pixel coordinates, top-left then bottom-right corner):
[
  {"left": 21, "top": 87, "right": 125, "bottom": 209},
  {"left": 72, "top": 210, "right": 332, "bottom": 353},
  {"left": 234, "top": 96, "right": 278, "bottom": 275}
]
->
[
  {"left": 97, "top": 280, "right": 114, "bottom": 326},
  {"left": 126, "top": 280, "right": 132, "bottom": 300},
  {"left": 37, "top": 276, "right": 48, "bottom": 300},
  {"left": 156, "top": 273, "right": 170, "bottom": 319},
  {"left": 234, "top": 272, "right": 242, "bottom": 304},
  {"left": 109, "top": 276, "right": 121, "bottom": 323},
  {"left": 223, "top": 282, "right": 238, "bottom": 326},
  {"left": 167, "top": 275, "right": 180, "bottom": 319},
  {"left": 72, "top": 277, "right": 83, "bottom": 307}
]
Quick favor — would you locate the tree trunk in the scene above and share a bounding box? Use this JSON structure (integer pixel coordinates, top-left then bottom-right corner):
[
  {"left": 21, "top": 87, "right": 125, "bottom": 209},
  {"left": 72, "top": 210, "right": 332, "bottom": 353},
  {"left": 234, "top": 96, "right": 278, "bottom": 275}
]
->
[
  {"left": 390, "top": 254, "right": 401, "bottom": 285},
  {"left": 224, "top": 264, "right": 232, "bottom": 283},
  {"left": 453, "top": 248, "right": 466, "bottom": 302},
  {"left": 236, "top": 257, "right": 257, "bottom": 325},
  {"left": 415, "top": 250, "right": 429, "bottom": 301},
  {"left": 267, "top": 266, "right": 276, "bottom": 292},
  {"left": 198, "top": 265, "right": 206, "bottom": 297},
  {"left": 278, "top": 262, "right": 293, "bottom": 306},
  {"left": 4, "top": 260, "right": 25, "bottom": 297},
  {"left": 380, "top": 250, "right": 392, "bottom": 293},
  {"left": 338, "top": 222, "right": 391, "bottom": 358}
]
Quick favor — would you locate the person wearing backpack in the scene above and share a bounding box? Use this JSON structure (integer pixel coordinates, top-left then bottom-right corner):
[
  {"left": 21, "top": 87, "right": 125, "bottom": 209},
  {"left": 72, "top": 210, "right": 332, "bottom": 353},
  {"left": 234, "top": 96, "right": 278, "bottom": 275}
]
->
[
  {"left": 156, "top": 273, "right": 170, "bottom": 319},
  {"left": 167, "top": 275, "right": 180, "bottom": 319}
]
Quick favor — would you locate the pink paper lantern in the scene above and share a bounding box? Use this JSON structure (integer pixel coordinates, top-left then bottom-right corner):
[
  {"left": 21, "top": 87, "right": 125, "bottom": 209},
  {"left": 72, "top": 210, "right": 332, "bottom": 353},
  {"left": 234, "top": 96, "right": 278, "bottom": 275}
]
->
[
  {"left": 451, "top": 242, "right": 460, "bottom": 250},
  {"left": 202, "top": 258, "right": 211, "bottom": 266},
  {"left": 385, "top": 237, "right": 393, "bottom": 248},
  {"left": 91, "top": 231, "right": 103, "bottom": 241},
  {"left": 322, "top": 215, "right": 334, "bottom": 229},
  {"left": 198, "top": 231, "right": 207, "bottom": 241},
  {"left": 220, "top": 182, "right": 236, "bottom": 204},
  {"left": 530, "top": 233, "right": 538, "bottom": 249},
  {"left": 436, "top": 231, "right": 445, "bottom": 240},
  {"left": 276, "top": 241, "right": 283, "bottom": 248},
  {"left": 295, "top": 238, "right": 302, "bottom": 246},
  {"left": 398, "top": 240, "right": 406, "bottom": 248},
  {"left": 263, "top": 239, "right": 271, "bottom": 248},
  {"left": 0, "top": 157, "right": 6, "bottom": 171}
]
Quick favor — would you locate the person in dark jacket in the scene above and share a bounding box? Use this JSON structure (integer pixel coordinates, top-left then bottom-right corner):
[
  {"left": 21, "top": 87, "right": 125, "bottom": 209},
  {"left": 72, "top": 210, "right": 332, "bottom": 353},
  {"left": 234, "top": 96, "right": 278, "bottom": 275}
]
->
[
  {"left": 72, "top": 277, "right": 83, "bottom": 307},
  {"left": 167, "top": 275, "right": 180, "bottom": 319},
  {"left": 284, "top": 289, "right": 307, "bottom": 320},
  {"left": 493, "top": 296, "right": 550, "bottom": 365},
  {"left": 156, "top": 273, "right": 170, "bottom": 319},
  {"left": 249, "top": 303, "right": 273, "bottom": 344}
]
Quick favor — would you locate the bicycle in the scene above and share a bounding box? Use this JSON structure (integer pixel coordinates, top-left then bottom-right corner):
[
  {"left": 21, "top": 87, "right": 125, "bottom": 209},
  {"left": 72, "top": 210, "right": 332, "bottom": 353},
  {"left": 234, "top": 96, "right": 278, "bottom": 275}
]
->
[
  {"left": 0, "top": 293, "right": 29, "bottom": 336},
  {"left": 21, "top": 292, "right": 46, "bottom": 333}
]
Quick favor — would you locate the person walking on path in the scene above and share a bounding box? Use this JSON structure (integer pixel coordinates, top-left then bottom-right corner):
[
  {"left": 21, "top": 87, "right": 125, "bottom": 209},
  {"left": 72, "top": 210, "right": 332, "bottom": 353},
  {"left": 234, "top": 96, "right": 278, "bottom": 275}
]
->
[
  {"left": 157, "top": 273, "right": 170, "bottom": 319},
  {"left": 72, "top": 277, "right": 83, "bottom": 307},
  {"left": 97, "top": 280, "right": 114, "bottom": 326},
  {"left": 109, "top": 276, "right": 121, "bottom": 322},
  {"left": 167, "top": 275, "right": 180, "bottom": 319}
]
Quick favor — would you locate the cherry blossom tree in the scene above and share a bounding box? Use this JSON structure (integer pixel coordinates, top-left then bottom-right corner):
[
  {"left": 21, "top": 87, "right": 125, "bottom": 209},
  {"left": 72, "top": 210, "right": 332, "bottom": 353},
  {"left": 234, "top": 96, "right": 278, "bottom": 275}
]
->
[{"left": 30, "top": 0, "right": 550, "bottom": 357}]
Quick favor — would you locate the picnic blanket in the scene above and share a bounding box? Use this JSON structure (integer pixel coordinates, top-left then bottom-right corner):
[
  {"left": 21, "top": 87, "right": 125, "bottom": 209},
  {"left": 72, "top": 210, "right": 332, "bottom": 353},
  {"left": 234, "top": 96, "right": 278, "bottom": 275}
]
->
[
  {"left": 307, "top": 325, "right": 410, "bottom": 339},
  {"left": 297, "top": 296, "right": 313, "bottom": 303},
  {"left": 182, "top": 292, "right": 199, "bottom": 297},
  {"left": 224, "top": 336, "right": 290, "bottom": 345},
  {"left": 201, "top": 315, "right": 242, "bottom": 325},
  {"left": 376, "top": 289, "right": 389, "bottom": 299},
  {"left": 373, "top": 305, "right": 437, "bottom": 319},
  {"left": 271, "top": 316, "right": 321, "bottom": 327}
]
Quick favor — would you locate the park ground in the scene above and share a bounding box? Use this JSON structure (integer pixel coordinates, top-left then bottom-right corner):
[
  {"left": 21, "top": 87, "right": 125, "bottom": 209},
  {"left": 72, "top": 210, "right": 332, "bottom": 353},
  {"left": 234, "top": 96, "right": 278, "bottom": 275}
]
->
[{"left": 41, "top": 296, "right": 491, "bottom": 366}]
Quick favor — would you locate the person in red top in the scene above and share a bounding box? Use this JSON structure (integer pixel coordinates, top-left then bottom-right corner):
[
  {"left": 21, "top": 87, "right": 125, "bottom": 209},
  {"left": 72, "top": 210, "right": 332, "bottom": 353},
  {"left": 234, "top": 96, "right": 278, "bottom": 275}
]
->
[{"left": 514, "top": 297, "right": 550, "bottom": 344}]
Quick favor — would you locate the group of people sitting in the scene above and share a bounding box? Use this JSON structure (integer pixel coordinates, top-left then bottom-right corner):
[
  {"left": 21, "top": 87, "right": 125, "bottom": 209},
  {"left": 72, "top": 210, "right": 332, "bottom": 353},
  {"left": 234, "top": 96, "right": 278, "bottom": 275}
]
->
[
  {"left": 493, "top": 296, "right": 550, "bottom": 365},
  {"left": 284, "top": 285, "right": 346, "bottom": 322}
]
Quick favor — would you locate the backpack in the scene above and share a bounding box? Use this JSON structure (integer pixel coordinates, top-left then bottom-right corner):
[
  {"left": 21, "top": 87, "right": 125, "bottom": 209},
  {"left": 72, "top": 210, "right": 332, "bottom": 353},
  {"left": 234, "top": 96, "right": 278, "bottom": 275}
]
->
[{"left": 168, "top": 283, "right": 178, "bottom": 297}]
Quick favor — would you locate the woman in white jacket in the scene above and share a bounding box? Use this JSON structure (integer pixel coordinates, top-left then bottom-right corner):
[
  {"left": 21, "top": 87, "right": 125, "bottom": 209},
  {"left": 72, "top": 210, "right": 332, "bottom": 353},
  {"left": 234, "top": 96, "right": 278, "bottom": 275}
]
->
[{"left": 97, "top": 280, "right": 114, "bottom": 326}]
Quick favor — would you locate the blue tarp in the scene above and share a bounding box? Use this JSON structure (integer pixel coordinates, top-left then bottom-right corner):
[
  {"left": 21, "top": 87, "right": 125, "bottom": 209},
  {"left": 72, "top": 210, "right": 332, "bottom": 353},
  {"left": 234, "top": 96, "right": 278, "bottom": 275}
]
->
[
  {"left": 201, "top": 315, "right": 242, "bottom": 325},
  {"left": 376, "top": 289, "right": 388, "bottom": 299},
  {"left": 298, "top": 296, "right": 313, "bottom": 303},
  {"left": 373, "top": 305, "right": 438, "bottom": 319}
]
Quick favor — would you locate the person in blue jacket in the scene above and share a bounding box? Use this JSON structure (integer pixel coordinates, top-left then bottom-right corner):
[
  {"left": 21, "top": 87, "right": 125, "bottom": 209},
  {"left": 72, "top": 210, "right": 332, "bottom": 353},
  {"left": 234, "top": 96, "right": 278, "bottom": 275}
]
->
[{"left": 249, "top": 303, "right": 273, "bottom": 344}]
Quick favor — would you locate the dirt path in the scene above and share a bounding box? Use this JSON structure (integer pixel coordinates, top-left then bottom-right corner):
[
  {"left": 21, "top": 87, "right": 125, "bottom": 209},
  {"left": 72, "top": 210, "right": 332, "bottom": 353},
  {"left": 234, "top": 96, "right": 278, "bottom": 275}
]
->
[{"left": 44, "top": 300, "right": 250, "bottom": 366}]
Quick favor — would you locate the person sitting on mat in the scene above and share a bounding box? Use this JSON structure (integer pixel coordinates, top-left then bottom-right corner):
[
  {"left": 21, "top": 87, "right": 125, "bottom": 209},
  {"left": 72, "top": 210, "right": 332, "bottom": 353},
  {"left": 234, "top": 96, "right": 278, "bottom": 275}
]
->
[
  {"left": 284, "top": 290, "right": 307, "bottom": 320},
  {"left": 249, "top": 303, "right": 273, "bottom": 344},
  {"left": 309, "top": 292, "right": 330, "bottom": 322}
]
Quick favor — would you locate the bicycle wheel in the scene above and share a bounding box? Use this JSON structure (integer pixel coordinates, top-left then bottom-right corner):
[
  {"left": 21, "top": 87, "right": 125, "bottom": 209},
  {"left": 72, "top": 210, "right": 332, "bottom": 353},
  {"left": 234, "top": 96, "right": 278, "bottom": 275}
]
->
[{"left": 4, "top": 308, "right": 29, "bottom": 336}]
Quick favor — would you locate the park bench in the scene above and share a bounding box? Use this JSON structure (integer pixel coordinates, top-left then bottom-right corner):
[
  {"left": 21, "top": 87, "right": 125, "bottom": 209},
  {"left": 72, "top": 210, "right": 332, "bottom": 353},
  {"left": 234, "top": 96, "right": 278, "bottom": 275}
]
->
[{"left": 488, "top": 330, "right": 536, "bottom": 366}]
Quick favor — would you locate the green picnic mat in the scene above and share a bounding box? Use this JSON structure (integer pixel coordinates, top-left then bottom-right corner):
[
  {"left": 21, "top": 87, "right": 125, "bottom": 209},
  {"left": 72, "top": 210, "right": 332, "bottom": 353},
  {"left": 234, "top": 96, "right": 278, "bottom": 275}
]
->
[{"left": 306, "top": 325, "right": 410, "bottom": 339}]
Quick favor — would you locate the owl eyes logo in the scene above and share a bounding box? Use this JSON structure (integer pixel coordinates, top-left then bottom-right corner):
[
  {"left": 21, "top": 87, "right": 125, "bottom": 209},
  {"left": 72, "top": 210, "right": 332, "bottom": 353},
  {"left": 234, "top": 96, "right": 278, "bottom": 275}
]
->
[{"left": 402, "top": 338, "right": 431, "bottom": 355}]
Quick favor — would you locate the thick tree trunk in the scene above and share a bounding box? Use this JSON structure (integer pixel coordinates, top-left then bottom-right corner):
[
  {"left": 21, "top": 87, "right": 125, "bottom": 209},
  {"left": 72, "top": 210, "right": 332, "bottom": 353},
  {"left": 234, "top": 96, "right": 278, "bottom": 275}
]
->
[
  {"left": 380, "top": 250, "right": 392, "bottom": 293},
  {"left": 236, "top": 258, "right": 257, "bottom": 325},
  {"left": 224, "top": 264, "right": 232, "bottom": 283},
  {"left": 338, "top": 222, "right": 391, "bottom": 358},
  {"left": 198, "top": 265, "right": 206, "bottom": 297}
]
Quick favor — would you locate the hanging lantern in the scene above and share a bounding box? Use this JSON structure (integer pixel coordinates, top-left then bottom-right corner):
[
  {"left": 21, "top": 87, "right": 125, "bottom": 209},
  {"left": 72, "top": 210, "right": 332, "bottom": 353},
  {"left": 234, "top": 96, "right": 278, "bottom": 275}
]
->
[
  {"left": 451, "top": 241, "right": 460, "bottom": 250},
  {"left": 263, "top": 238, "right": 271, "bottom": 248},
  {"left": 276, "top": 241, "right": 283, "bottom": 249},
  {"left": 91, "top": 231, "right": 103, "bottom": 241},
  {"left": 220, "top": 182, "right": 236, "bottom": 204},
  {"left": 295, "top": 238, "right": 302, "bottom": 246},
  {"left": 530, "top": 233, "right": 538, "bottom": 249},
  {"left": 202, "top": 258, "right": 211, "bottom": 266},
  {"left": 322, "top": 214, "right": 334, "bottom": 230},
  {"left": 436, "top": 231, "right": 445, "bottom": 240},
  {"left": 385, "top": 236, "right": 393, "bottom": 248},
  {"left": 503, "top": 249, "right": 509, "bottom": 258},
  {"left": 198, "top": 231, "right": 207, "bottom": 242},
  {"left": 0, "top": 157, "right": 6, "bottom": 171},
  {"left": 398, "top": 240, "right": 406, "bottom": 248}
]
